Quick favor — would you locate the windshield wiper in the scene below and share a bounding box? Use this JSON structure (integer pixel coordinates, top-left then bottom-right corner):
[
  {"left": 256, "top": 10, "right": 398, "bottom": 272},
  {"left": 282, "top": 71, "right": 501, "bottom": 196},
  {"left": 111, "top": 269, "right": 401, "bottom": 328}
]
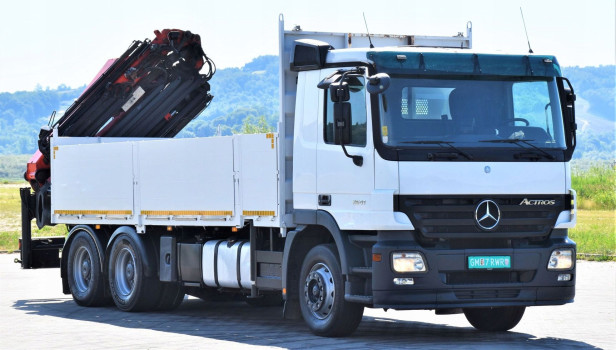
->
[
  {"left": 479, "top": 139, "right": 555, "bottom": 160},
  {"left": 402, "top": 140, "right": 474, "bottom": 160}
]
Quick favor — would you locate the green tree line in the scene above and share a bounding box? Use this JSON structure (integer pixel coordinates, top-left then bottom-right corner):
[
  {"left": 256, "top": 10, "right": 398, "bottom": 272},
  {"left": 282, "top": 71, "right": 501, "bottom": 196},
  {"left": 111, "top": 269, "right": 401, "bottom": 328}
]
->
[{"left": 0, "top": 58, "right": 613, "bottom": 160}]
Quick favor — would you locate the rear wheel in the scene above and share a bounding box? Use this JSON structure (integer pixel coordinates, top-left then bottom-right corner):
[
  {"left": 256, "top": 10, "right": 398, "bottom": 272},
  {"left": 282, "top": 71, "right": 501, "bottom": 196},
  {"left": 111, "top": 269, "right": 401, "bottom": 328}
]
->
[
  {"left": 299, "top": 244, "right": 364, "bottom": 337},
  {"left": 108, "top": 233, "right": 158, "bottom": 311},
  {"left": 463, "top": 306, "right": 526, "bottom": 331},
  {"left": 67, "top": 230, "right": 108, "bottom": 306},
  {"left": 156, "top": 283, "right": 185, "bottom": 311}
]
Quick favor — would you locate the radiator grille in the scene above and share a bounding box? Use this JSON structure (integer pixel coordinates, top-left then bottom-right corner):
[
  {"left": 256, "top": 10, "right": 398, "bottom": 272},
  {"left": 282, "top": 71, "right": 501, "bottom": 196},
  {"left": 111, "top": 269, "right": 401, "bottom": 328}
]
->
[{"left": 395, "top": 195, "right": 568, "bottom": 239}]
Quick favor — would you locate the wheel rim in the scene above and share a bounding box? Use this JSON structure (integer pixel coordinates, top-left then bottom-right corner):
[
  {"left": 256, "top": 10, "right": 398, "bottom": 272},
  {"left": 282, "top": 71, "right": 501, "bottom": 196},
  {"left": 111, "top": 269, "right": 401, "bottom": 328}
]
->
[
  {"left": 72, "top": 246, "right": 92, "bottom": 293},
  {"left": 114, "top": 247, "right": 137, "bottom": 299},
  {"left": 303, "top": 262, "right": 335, "bottom": 320}
]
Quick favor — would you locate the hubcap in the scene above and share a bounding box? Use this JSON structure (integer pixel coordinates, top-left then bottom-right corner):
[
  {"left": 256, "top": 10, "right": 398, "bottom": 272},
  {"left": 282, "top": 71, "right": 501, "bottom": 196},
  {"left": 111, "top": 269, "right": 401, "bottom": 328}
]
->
[
  {"left": 114, "top": 247, "right": 137, "bottom": 299},
  {"left": 72, "top": 246, "right": 93, "bottom": 293},
  {"left": 303, "top": 263, "right": 335, "bottom": 320}
]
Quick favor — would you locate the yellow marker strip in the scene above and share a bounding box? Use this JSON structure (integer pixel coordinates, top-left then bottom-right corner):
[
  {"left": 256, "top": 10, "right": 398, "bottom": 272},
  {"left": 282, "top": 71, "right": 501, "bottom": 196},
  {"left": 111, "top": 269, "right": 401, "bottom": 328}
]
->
[
  {"left": 55, "top": 210, "right": 132, "bottom": 215},
  {"left": 53, "top": 146, "right": 59, "bottom": 159},
  {"left": 266, "top": 133, "right": 274, "bottom": 139},
  {"left": 243, "top": 210, "right": 276, "bottom": 216},
  {"left": 141, "top": 210, "right": 233, "bottom": 216}
]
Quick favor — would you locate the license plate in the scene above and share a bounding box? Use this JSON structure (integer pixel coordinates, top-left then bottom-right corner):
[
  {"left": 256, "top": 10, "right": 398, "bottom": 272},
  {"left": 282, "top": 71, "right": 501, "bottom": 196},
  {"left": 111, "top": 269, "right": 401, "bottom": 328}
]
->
[{"left": 468, "top": 256, "right": 511, "bottom": 269}]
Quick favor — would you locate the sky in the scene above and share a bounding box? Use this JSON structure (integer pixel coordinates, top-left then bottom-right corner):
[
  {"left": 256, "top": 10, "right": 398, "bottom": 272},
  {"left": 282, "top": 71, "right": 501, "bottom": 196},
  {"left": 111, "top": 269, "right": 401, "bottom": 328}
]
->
[{"left": 0, "top": 0, "right": 614, "bottom": 93}]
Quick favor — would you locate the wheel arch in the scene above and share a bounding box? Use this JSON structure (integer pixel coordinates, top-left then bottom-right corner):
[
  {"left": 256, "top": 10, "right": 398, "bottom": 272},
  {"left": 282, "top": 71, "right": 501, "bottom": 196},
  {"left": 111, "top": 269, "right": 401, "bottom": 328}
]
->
[
  {"left": 283, "top": 210, "right": 365, "bottom": 300},
  {"left": 61, "top": 225, "right": 106, "bottom": 294},
  {"left": 105, "top": 226, "right": 158, "bottom": 279}
]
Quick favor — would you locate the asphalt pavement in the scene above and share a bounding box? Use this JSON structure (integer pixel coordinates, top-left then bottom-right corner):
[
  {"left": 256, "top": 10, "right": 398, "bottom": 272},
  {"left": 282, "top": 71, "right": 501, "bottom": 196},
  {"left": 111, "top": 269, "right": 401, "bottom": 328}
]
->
[{"left": 0, "top": 253, "right": 614, "bottom": 349}]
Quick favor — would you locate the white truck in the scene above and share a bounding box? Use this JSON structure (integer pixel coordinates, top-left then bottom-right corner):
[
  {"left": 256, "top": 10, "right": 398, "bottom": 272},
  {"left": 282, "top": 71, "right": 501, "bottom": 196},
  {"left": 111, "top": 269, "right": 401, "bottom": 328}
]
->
[{"left": 19, "top": 15, "right": 578, "bottom": 336}]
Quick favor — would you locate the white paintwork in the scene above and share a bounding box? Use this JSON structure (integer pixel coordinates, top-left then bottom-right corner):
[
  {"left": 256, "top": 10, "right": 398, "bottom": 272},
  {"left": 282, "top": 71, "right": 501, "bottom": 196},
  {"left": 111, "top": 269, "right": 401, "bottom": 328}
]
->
[
  {"left": 202, "top": 240, "right": 251, "bottom": 290},
  {"left": 291, "top": 70, "right": 318, "bottom": 210},
  {"left": 237, "top": 133, "right": 279, "bottom": 226},
  {"left": 51, "top": 134, "right": 279, "bottom": 228},
  {"left": 398, "top": 162, "right": 567, "bottom": 195},
  {"left": 51, "top": 141, "right": 136, "bottom": 225},
  {"left": 137, "top": 137, "right": 237, "bottom": 225}
]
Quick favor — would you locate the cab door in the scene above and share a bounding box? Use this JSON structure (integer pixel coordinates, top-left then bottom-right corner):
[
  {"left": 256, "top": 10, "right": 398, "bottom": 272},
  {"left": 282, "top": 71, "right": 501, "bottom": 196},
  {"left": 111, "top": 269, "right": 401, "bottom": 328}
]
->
[{"left": 316, "top": 68, "right": 374, "bottom": 229}]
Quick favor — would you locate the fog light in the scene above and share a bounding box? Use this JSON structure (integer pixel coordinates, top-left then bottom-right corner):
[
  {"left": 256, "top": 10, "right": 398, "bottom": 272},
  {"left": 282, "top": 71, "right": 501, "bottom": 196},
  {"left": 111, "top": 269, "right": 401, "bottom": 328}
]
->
[
  {"left": 393, "top": 278, "right": 415, "bottom": 285},
  {"left": 392, "top": 252, "right": 427, "bottom": 272},
  {"left": 558, "top": 274, "right": 572, "bottom": 281},
  {"left": 547, "top": 249, "right": 573, "bottom": 270}
]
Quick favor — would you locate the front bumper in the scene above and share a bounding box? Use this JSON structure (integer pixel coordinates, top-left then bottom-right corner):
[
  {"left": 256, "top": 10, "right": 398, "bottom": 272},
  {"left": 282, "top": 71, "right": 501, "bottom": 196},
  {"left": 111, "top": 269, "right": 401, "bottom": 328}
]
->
[{"left": 371, "top": 231, "right": 576, "bottom": 309}]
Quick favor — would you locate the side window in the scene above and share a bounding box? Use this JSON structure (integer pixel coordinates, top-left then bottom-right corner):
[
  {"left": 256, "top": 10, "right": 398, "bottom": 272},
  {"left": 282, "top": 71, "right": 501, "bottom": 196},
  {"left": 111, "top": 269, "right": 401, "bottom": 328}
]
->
[{"left": 324, "top": 77, "right": 367, "bottom": 146}]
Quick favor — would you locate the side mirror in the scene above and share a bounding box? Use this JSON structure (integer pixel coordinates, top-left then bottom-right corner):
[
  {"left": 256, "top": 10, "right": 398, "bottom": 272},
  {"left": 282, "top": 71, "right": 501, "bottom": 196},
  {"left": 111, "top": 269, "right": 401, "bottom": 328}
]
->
[
  {"left": 329, "top": 81, "right": 350, "bottom": 102},
  {"left": 333, "top": 102, "right": 352, "bottom": 145},
  {"left": 367, "top": 73, "right": 391, "bottom": 94},
  {"left": 557, "top": 77, "right": 577, "bottom": 160}
]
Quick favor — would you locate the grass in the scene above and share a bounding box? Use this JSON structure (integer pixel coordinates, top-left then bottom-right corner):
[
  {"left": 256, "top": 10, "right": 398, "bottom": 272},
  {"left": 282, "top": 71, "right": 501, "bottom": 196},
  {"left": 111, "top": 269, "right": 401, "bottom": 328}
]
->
[
  {"left": 572, "top": 164, "right": 616, "bottom": 210},
  {"left": 0, "top": 183, "right": 67, "bottom": 252},
  {"left": 569, "top": 210, "right": 615, "bottom": 261}
]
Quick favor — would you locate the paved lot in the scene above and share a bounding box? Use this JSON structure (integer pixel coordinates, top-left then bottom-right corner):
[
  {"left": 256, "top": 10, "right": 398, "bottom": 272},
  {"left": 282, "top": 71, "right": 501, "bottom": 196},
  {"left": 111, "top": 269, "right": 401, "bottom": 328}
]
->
[{"left": 0, "top": 253, "right": 614, "bottom": 349}]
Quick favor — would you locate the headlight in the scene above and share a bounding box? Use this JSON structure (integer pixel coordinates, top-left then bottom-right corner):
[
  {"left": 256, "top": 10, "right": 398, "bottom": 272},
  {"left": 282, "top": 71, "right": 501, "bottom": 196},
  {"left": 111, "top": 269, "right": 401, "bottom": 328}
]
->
[
  {"left": 392, "top": 252, "right": 427, "bottom": 273},
  {"left": 547, "top": 249, "right": 574, "bottom": 270}
]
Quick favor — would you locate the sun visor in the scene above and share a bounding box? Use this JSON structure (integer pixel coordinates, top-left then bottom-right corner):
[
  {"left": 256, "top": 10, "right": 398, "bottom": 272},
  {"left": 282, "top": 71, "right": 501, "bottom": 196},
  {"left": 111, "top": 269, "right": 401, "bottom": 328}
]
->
[{"left": 290, "top": 39, "right": 333, "bottom": 71}]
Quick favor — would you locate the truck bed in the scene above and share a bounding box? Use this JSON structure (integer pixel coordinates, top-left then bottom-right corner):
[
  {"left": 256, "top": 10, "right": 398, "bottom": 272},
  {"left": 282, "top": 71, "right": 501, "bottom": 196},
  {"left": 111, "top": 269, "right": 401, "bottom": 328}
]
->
[{"left": 50, "top": 134, "right": 279, "bottom": 230}]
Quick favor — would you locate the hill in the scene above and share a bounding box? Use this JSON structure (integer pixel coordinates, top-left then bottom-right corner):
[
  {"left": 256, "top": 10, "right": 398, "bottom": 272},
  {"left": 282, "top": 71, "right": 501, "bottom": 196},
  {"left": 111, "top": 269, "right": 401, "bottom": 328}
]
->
[{"left": 0, "top": 58, "right": 613, "bottom": 160}]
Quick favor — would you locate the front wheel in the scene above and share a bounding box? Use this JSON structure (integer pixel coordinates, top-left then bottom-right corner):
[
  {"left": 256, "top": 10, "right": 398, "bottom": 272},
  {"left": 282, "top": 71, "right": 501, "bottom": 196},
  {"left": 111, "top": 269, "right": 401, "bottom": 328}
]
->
[
  {"left": 463, "top": 306, "right": 526, "bottom": 331},
  {"left": 299, "top": 244, "right": 364, "bottom": 337}
]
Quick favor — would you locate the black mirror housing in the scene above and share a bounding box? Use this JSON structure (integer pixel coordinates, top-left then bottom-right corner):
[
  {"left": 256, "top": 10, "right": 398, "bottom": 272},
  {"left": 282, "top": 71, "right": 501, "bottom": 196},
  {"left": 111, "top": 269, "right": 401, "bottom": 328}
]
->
[
  {"left": 333, "top": 102, "right": 352, "bottom": 145},
  {"left": 367, "top": 73, "right": 391, "bottom": 94},
  {"left": 557, "top": 77, "right": 577, "bottom": 161},
  {"left": 329, "top": 81, "right": 350, "bottom": 102}
]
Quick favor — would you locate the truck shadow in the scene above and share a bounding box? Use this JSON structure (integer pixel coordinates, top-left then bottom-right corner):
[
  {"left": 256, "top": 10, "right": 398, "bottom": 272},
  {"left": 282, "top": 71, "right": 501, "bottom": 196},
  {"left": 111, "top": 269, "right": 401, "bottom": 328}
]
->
[{"left": 13, "top": 297, "right": 598, "bottom": 349}]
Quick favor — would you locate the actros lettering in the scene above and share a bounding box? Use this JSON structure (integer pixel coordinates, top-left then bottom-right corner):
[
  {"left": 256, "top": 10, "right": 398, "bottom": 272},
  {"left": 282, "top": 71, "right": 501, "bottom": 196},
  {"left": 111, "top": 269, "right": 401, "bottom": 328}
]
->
[{"left": 519, "top": 198, "right": 556, "bottom": 206}]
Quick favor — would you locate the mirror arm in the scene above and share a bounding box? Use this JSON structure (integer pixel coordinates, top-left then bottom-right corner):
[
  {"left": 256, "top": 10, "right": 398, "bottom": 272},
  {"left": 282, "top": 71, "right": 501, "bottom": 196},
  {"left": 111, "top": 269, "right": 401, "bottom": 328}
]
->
[{"left": 338, "top": 128, "right": 363, "bottom": 167}]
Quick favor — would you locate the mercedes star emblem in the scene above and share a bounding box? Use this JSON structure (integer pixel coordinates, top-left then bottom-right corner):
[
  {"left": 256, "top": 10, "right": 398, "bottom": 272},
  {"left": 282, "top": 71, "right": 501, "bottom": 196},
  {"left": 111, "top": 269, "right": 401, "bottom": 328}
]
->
[{"left": 475, "top": 199, "right": 501, "bottom": 230}]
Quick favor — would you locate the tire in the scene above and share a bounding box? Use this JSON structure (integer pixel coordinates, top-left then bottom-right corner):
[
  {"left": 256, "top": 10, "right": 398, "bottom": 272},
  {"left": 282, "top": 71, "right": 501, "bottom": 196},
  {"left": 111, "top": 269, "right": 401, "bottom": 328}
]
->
[
  {"left": 463, "top": 306, "right": 526, "bottom": 331},
  {"left": 299, "top": 244, "right": 364, "bottom": 337},
  {"left": 108, "top": 233, "right": 159, "bottom": 312},
  {"left": 155, "top": 283, "right": 185, "bottom": 311},
  {"left": 66, "top": 230, "right": 108, "bottom": 306}
]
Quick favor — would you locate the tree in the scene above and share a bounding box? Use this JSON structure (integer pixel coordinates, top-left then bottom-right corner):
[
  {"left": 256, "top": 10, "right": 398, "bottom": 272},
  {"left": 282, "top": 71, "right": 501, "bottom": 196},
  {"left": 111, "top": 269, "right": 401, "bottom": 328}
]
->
[{"left": 234, "top": 115, "right": 275, "bottom": 134}]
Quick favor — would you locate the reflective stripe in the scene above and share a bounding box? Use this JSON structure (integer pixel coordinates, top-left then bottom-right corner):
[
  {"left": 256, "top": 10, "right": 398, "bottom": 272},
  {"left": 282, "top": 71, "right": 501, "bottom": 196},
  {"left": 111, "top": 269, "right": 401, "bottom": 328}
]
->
[
  {"left": 242, "top": 210, "right": 276, "bottom": 216},
  {"left": 141, "top": 210, "right": 233, "bottom": 216},
  {"left": 55, "top": 210, "right": 132, "bottom": 215}
]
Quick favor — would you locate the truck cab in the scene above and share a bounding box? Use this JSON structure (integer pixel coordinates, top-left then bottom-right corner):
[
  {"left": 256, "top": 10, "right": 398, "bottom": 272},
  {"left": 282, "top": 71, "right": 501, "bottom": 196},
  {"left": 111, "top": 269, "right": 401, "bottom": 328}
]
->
[{"left": 280, "top": 15, "right": 577, "bottom": 334}]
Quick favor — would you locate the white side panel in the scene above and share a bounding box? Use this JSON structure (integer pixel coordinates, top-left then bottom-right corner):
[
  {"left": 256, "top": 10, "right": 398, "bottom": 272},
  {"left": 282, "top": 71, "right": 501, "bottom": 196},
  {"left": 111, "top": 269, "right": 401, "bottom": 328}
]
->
[
  {"left": 399, "top": 162, "right": 566, "bottom": 195},
  {"left": 237, "top": 133, "right": 279, "bottom": 226},
  {"left": 292, "top": 71, "right": 318, "bottom": 210},
  {"left": 375, "top": 152, "right": 400, "bottom": 193},
  {"left": 138, "top": 137, "right": 236, "bottom": 224},
  {"left": 52, "top": 141, "right": 135, "bottom": 224}
]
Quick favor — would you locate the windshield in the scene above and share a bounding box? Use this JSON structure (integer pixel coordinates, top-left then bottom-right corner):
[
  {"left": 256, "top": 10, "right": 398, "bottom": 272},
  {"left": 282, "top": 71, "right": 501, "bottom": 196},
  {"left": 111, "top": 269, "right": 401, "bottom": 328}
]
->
[{"left": 378, "top": 76, "right": 566, "bottom": 150}]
